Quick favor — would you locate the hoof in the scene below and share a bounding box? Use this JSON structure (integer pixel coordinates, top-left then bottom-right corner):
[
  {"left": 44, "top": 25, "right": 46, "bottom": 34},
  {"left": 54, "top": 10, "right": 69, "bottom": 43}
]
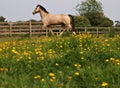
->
[
  {"left": 72, "top": 32, "right": 76, "bottom": 35},
  {"left": 60, "top": 32, "right": 63, "bottom": 36}
]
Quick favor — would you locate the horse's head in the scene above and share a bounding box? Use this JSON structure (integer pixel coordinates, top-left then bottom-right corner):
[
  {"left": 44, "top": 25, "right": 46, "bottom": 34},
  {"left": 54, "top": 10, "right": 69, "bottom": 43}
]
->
[
  {"left": 32, "top": 5, "right": 41, "bottom": 15},
  {"left": 33, "top": 4, "right": 49, "bottom": 15}
]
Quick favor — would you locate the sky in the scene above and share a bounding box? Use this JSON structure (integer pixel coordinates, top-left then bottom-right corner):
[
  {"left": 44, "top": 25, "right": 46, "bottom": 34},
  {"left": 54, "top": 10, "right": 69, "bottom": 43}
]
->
[{"left": 0, "top": 0, "right": 120, "bottom": 22}]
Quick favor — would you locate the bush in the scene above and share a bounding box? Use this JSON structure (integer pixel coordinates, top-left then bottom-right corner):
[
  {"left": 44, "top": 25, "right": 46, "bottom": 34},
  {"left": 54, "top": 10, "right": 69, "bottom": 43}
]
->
[
  {"left": 0, "top": 16, "right": 5, "bottom": 22},
  {"left": 99, "top": 17, "right": 113, "bottom": 27},
  {"left": 74, "top": 16, "right": 91, "bottom": 27},
  {"left": 83, "top": 12, "right": 113, "bottom": 27}
]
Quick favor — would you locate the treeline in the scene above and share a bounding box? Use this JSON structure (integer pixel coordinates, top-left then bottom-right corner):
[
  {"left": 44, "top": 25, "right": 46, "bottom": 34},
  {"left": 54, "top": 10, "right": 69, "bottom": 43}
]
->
[
  {"left": 0, "top": 16, "right": 114, "bottom": 27},
  {"left": 0, "top": 16, "right": 6, "bottom": 22}
]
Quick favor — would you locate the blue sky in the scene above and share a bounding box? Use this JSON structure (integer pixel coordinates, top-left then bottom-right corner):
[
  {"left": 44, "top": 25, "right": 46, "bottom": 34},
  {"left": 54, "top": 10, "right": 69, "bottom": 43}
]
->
[{"left": 0, "top": 0, "right": 120, "bottom": 22}]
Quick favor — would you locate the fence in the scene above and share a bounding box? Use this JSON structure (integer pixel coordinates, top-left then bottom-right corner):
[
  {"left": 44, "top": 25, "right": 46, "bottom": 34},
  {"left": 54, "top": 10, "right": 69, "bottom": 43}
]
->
[{"left": 0, "top": 21, "right": 120, "bottom": 36}]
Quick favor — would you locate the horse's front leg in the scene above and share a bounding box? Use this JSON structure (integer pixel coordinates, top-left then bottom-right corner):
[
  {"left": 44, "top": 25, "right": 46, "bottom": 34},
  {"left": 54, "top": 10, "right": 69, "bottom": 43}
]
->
[
  {"left": 40, "top": 25, "right": 46, "bottom": 35},
  {"left": 49, "top": 28, "right": 54, "bottom": 36}
]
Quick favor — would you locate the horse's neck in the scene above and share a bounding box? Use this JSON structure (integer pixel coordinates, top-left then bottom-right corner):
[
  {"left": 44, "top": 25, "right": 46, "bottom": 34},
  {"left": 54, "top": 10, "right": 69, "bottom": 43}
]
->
[{"left": 39, "top": 10, "right": 49, "bottom": 19}]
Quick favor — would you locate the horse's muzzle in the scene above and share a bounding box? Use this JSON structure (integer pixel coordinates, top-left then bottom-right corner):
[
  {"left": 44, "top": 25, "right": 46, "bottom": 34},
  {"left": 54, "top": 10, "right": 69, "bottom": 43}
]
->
[{"left": 32, "top": 12, "right": 35, "bottom": 15}]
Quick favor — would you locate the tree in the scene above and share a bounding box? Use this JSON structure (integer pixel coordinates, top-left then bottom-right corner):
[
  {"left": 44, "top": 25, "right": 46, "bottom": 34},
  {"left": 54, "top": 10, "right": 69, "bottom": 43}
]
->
[
  {"left": 76, "top": 0, "right": 113, "bottom": 27},
  {"left": 0, "top": 16, "right": 6, "bottom": 22},
  {"left": 76, "top": 0, "right": 103, "bottom": 15}
]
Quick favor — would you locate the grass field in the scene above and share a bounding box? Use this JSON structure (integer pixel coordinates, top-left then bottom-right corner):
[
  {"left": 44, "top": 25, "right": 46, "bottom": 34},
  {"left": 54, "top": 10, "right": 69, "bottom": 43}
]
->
[{"left": 0, "top": 34, "right": 120, "bottom": 88}]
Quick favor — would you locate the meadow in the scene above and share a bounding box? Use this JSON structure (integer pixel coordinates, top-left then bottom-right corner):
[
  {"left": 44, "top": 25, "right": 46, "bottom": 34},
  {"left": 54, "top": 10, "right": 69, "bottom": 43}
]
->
[{"left": 0, "top": 33, "right": 120, "bottom": 88}]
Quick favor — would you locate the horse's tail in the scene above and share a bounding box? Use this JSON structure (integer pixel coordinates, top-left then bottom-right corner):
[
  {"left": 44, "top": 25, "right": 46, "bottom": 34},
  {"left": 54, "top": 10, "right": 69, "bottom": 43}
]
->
[{"left": 68, "top": 14, "right": 75, "bottom": 32}]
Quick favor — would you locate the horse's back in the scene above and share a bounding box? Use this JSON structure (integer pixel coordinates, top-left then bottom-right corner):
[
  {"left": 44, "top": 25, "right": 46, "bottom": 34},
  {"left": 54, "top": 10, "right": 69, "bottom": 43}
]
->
[
  {"left": 45, "top": 14, "right": 70, "bottom": 25},
  {"left": 49, "top": 14, "right": 69, "bottom": 19}
]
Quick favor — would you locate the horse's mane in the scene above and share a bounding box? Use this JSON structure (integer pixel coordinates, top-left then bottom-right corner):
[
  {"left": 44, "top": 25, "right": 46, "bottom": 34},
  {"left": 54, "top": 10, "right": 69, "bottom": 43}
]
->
[{"left": 37, "top": 5, "right": 49, "bottom": 13}]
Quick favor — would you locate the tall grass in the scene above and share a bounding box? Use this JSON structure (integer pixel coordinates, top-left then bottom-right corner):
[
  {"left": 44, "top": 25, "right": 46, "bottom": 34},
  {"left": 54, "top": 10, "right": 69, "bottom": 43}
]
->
[{"left": 0, "top": 34, "right": 120, "bottom": 88}]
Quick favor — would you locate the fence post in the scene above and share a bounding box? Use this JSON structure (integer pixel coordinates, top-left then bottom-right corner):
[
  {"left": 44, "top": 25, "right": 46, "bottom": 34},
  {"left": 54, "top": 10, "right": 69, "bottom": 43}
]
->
[
  {"left": 29, "top": 21, "right": 32, "bottom": 37},
  {"left": 97, "top": 27, "right": 98, "bottom": 36},
  {"left": 85, "top": 27, "right": 87, "bottom": 33},
  {"left": 108, "top": 27, "right": 111, "bottom": 32},
  {"left": 46, "top": 28, "right": 48, "bottom": 36},
  {"left": 9, "top": 22, "right": 12, "bottom": 36}
]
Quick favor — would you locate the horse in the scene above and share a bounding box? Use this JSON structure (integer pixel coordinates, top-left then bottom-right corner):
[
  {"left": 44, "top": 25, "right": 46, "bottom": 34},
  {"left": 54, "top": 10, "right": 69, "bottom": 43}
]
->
[{"left": 32, "top": 4, "right": 76, "bottom": 36}]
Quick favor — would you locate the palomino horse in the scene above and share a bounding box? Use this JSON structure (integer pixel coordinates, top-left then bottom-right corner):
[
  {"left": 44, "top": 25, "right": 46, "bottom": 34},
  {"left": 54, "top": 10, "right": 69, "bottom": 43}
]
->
[{"left": 32, "top": 4, "right": 76, "bottom": 36}]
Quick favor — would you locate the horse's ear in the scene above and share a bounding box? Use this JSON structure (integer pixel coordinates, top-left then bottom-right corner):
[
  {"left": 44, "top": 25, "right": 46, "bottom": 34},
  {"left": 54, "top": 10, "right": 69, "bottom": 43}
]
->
[{"left": 37, "top": 4, "right": 40, "bottom": 7}]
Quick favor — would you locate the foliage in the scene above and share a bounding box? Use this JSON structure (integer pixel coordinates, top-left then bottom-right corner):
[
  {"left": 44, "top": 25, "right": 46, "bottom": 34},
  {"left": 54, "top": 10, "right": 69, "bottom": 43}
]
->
[
  {"left": 76, "top": 0, "right": 113, "bottom": 27},
  {"left": 0, "top": 35, "right": 120, "bottom": 88},
  {"left": 74, "top": 16, "right": 91, "bottom": 27},
  {"left": 76, "top": 0, "right": 103, "bottom": 15},
  {"left": 99, "top": 16, "right": 113, "bottom": 27},
  {"left": 108, "top": 28, "right": 115, "bottom": 37},
  {"left": 0, "top": 16, "right": 6, "bottom": 22},
  {"left": 84, "top": 12, "right": 113, "bottom": 27},
  {"left": 27, "top": 19, "right": 41, "bottom": 22}
]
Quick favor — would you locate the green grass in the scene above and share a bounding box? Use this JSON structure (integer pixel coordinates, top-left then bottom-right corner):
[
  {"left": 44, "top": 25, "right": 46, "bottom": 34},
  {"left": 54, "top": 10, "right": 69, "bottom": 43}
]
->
[{"left": 0, "top": 34, "right": 120, "bottom": 88}]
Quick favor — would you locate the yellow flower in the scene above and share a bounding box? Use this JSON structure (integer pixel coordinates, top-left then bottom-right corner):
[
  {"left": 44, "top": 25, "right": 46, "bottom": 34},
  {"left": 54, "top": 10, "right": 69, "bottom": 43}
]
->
[
  {"left": 37, "top": 56, "right": 44, "bottom": 61},
  {"left": 101, "top": 82, "right": 108, "bottom": 87},
  {"left": 0, "top": 48, "right": 2, "bottom": 52},
  {"left": 50, "top": 78, "right": 54, "bottom": 82},
  {"left": 34, "top": 75, "right": 41, "bottom": 79},
  {"left": 80, "top": 51, "right": 84, "bottom": 54},
  {"left": 105, "top": 59, "right": 109, "bottom": 62},
  {"left": 41, "top": 56, "right": 44, "bottom": 60},
  {"left": 55, "top": 63, "right": 59, "bottom": 66},
  {"left": 12, "top": 49, "right": 19, "bottom": 55},
  {"left": 60, "top": 45, "right": 63, "bottom": 48},
  {"left": 115, "top": 59, "right": 119, "bottom": 63},
  {"left": 79, "top": 44, "right": 82, "bottom": 47},
  {"left": 110, "top": 58, "right": 115, "bottom": 61},
  {"left": 58, "top": 71, "right": 62, "bottom": 74},
  {"left": 74, "top": 72, "right": 80, "bottom": 76},
  {"left": 107, "top": 44, "right": 110, "bottom": 47},
  {"left": 0, "top": 68, "right": 8, "bottom": 71},
  {"left": 36, "top": 51, "right": 43, "bottom": 56},
  {"left": 41, "top": 78, "right": 46, "bottom": 82},
  {"left": 57, "top": 83, "right": 63, "bottom": 87},
  {"left": 117, "top": 63, "right": 120, "bottom": 65},
  {"left": 48, "top": 49, "right": 53, "bottom": 54},
  {"left": 74, "top": 64, "right": 78, "bottom": 67},
  {"left": 28, "top": 60, "right": 32, "bottom": 63},
  {"left": 49, "top": 73, "right": 55, "bottom": 77},
  {"left": 28, "top": 57, "right": 31, "bottom": 60},
  {"left": 105, "top": 39, "right": 108, "bottom": 42},
  {"left": 94, "top": 77, "right": 99, "bottom": 81},
  {"left": 81, "top": 57, "right": 85, "bottom": 60},
  {"left": 87, "top": 32, "right": 90, "bottom": 34},
  {"left": 67, "top": 76, "right": 72, "bottom": 80},
  {"left": 74, "top": 63, "right": 81, "bottom": 67},
  {"left": 52, "top": 76, "right": 56, "bottom": 80}
]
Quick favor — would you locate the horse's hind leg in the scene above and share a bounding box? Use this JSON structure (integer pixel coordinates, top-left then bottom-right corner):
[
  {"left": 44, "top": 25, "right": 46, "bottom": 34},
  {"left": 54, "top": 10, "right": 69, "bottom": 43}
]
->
[
  {"left": 60, "top": 30, "right": 64, "bottom": 36},
  {"left": 60, "top": 27, "right": 66, "bottom": 36},
  {"left": 60, "top": 24, "right": 70, "bottom": 36},
  {"left": 68, "top": 25, "right": 76, "bottom": 35}
]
